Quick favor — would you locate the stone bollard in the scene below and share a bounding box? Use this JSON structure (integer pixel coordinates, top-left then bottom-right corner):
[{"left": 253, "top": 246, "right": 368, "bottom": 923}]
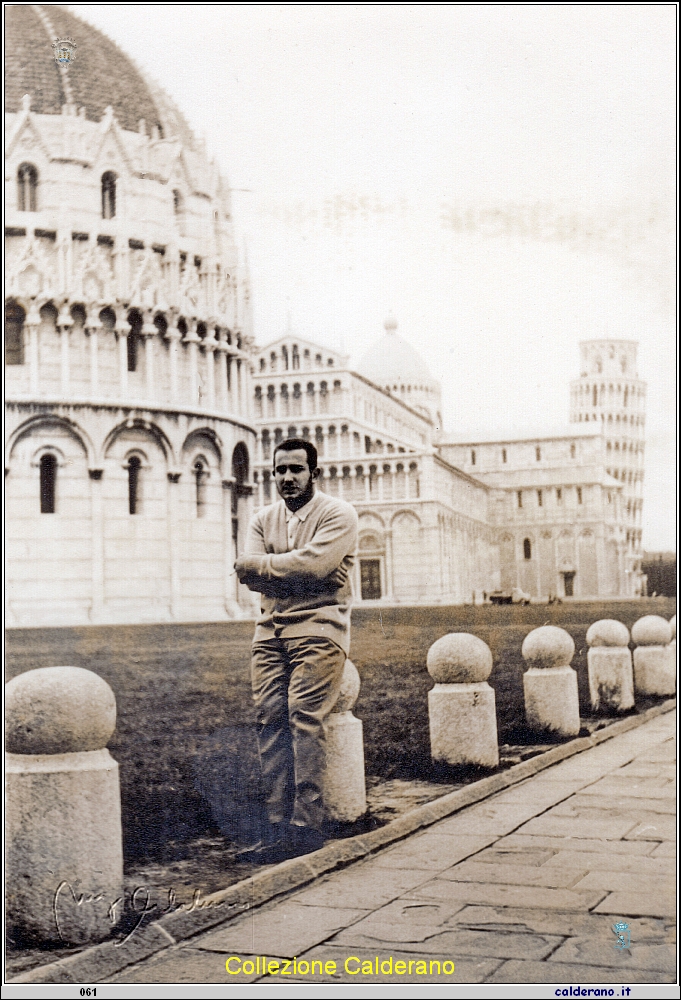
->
[
  {"left": 669, "top": 615, "right": 676, "bottom": 659},
  {"left": 522, "top": 626, "right": 580, "bottom": 736},
  {"left": 632, "top": 615, "right": 675, "bottom": 696},
  {"left": 586, "top": 619, "right": 634, "bottom": 713},
  {"left": 323, "top": 660, "right": 366, "bottom": 822},
  {"left": 6, "top": 667, "right": 123, "bottom": 945},
  {"left": 427, "top": 633, "right": 499, "bottom": 767}
]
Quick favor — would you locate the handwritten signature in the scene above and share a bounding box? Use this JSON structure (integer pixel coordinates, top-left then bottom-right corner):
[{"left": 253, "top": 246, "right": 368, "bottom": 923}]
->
[{"left": 53, "top": 881, "right": 248, "bottom": 946}]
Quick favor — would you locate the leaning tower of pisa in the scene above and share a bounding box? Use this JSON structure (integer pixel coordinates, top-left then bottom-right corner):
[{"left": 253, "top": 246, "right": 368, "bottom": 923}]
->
[{"left": 569, "top": 340, "right": 646, "bottom": 595}]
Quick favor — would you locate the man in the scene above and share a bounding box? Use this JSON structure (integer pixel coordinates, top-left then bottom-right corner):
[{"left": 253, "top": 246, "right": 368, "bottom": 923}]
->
[{"left": 235, "top": 438, "right": 358, "bottom": 861}]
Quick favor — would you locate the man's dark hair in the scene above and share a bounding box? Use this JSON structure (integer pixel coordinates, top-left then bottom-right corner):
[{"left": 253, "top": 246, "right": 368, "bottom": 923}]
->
[{"left": 273, "top": 438, "right": 318, "bottom": 472}]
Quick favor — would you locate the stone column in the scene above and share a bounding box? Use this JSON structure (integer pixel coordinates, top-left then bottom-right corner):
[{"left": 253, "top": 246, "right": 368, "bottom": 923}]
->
[
  {"left": 86, "top": 307, "right": 102, "bottom": 397},
  {"left": 26, "top": 303, "right": 41, "bottom": 395},
  {"left": 522, "top": 626, "right": 580, "bottom": 736},
  {"left": 323, "top": 660, "right": 366, "bottom": 822},
  {"left": 427, "top": 633, "right": 499, "bottom": 767},
  {"left": 6, "top": 667, "right": 123, "bottom": 944},
  {"left": 586, "top": 619, "right": 634, "bottom": 712},
  {"left": 384, "top": 528, "right": 394, "bottom": 599},
  {"left": 215, "top": 333, "right": 229, "bottom": 410},
  {"left": 632, "top": 615, "right": 675, "bottom": 696},
  {"left": 222, "top": 477, "right": 240, "bottom": 616},
  {"left": 57, "top": 304, "right": 73, "bottom": 396},
  {"left": 203, "top": 327, "right": 217, "bottom": 409},
  {"left": 116, "top": 313, "right": 131, "bottom": 397},
  {"left": 184, "top": 322, "right": 201, "bottom": 406},
  {"left": 165, "top": 316, "right": 182, "bottom": 401}
]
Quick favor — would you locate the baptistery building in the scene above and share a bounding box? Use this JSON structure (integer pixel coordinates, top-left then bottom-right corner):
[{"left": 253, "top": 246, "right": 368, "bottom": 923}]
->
[{"left": 5, "top": 5, "right": 257, "bottom": 627}]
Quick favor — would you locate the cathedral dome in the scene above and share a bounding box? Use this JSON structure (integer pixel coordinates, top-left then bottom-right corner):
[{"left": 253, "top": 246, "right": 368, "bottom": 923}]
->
[
  {"left": 357, "top": 318, "right": 442, "bottom": 428},
  {"left": 5, "top": 5, "right": 196, "bottom": 148}
]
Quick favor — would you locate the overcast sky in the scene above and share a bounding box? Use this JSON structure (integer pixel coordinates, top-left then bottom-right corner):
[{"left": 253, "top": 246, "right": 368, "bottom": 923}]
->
[{"left": 69, "top": 4, "right": 676, "bottom": 550}]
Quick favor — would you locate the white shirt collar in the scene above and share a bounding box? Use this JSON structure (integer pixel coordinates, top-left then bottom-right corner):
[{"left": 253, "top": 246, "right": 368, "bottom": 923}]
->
[{"left": 284, "top": 490, "right": 320, "bottom": 522}]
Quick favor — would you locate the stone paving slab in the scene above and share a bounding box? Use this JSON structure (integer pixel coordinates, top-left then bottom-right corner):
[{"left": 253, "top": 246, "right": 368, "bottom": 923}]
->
[
  {"left": 551, "top": 793, "right": 676, "bottom": 815},
  {"left": 593, "top": 892, "right": 677, "bottom": 918},
  {"left": 548, "top": 937, "right": 676, "bottom": 972},
  {"left": 494, "top": 833, "right": 658, "bottom": 855},
  {"left": 571, "top": 871, "right": 671, "bottom": 895},
  {"left": 625, "top": 815, "right": 677, "bottom": 840},
  {"left": 196, "top": 900, "right": 368, "bottom": 958},
  {"left": 404, "top": 879, "right": 607, "bottom": 911},
  {"left": 261, "top": 946, "right": 498, "bottom": 984},
  {"left": 484, "top": 959, "right": 675, "bottom": 984},
  {"left": 540, "top": 850, "right": 672, "bottom": 875},
  {"left": 290, "top": 864, "right": 432, "bottom": 909},
  {"left": 442, "top": 906, "right": 675, "bottom": 941},
  {"left": 370, "top": 833, "right": 496, "bottom": 871},
  {"left": 437, "top": 860, "right": 590, "bottom": 889},
  {"left": 651, "top": 841, "right": 676, "bottom": 857},
  {"left": 111, "top": 947, "right": 254, "bottom": 984},
  {"left": 513, "top": 814, "right": 640, "bottom": 840}
]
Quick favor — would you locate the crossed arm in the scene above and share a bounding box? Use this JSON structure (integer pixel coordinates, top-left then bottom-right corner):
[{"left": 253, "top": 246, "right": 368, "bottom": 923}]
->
[{"left": 235, "top": 506, "right": 357, "bottom": 594}]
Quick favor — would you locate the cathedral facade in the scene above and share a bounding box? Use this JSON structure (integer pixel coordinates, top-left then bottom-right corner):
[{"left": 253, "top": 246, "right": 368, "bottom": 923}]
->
[{"left": 5, "top": 7, "right": 645, "bottom": 629}]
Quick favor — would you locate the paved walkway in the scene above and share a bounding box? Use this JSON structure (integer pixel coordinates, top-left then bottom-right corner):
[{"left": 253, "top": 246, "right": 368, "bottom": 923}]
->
[{"left": 111, "top": 711, "right": 676, "bottom": 985}]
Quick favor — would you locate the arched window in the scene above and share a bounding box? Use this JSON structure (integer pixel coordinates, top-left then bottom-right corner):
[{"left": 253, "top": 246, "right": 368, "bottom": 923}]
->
[
  {"left": 280, "top": 383, "right": 289, "bottom": 416},
  {"left": 254, "top": 385, "right": 263, "bottom": 416},
  {"left": 231, "top": 443, "right": 250, "bottom": 551},
  {"left": 194, "top": 459, "right": 208, "bottom": 517},
  {"left": 577, "top": 487, "right": 583, "bottom": 504},
  {"left": 535, "top": 446, "right": 541, "bottom": 461},
  {"left": 501, "top": 448, "right": 507, "bottom": 463},
  {"left": 127, "top": 456, "right": 142, "bottom": 514},
  {"left": 570, "top": 443, "right": 576, "bottom": 459},
  {"left": 173, "top": 189, "right": 184, "bottom": 217},
  {"left": 40, "top": 454, "right": 57, "bottom": 513},
  {"left": 282, "top": 345, "right": 289, "bottom": 370},
  {"left": 17, "top": 163, "right": 38, "bottom": 212},
  {"left": 261, "top": 429, "right": 271, "bottom": 460},
  {"left": 101, "top": 172, "right": 117, "bottom": 219},
  {"left": 259, "top": 357, "right": 266, "bottom": 371},
  {"left": 537, "top": 489, "right": 543, "bottom": 507},
  {"left": 127, "top": 310, "right": 143, "bottom": 372},
  {"left": 517, "top": 490, "right": 523, "bottom": 509},
  {"left": 319, "top": 380, "right": 329, "bottom": 413},
  {"left": 523, "top": 538, "right": 532, "bottom": 560},
  {"left": 471, "top": 449, "right": 476, "bottom": 465},
  {"left": 266, "top": 384, "right": 276, "bottom": 417},
  {"left": 592, "top": 385, "right": 598, "bottom": 406},
  {"left": 292, "top": 345, "right": 300, "bottom": 370},
  {"left": 315, "top": 426, "right": 324, "bottom": 456},
  {"left": 5, "top": 301, "right": 25, "bottom": 365}
]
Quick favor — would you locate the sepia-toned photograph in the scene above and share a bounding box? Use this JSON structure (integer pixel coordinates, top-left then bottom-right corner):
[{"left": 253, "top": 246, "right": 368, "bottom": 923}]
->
[{"left": 4, "top": 3, "right": 676, "bottom": 993}]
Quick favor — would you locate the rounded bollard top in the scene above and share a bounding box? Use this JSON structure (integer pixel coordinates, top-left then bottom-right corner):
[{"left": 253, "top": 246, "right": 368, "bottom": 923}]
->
[
  {"left": 5, "top": 666, "right": 116, "bottom": 755},
  {"left": 427, "top": 633, "right": 493, "bottom": 684},
  {"left": 586, "top": 619, "right": 630, "bottom": 648},
  {"left": 522, "top": 625, "right": 574, "bottom": 668},
  {"left": 670, "top": 615, "right": 676, "bottom": 641},
  {"left": 332, "top": 659, "right": 361, "bottom": 713},
  {"left": 631, "top": 615, "right": 672, "bottom": 647}
]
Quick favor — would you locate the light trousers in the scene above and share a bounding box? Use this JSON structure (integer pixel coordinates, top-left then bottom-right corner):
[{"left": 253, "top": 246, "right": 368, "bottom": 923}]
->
[{"left": 251, "top": 635, "right": 346, "bottom": 831}]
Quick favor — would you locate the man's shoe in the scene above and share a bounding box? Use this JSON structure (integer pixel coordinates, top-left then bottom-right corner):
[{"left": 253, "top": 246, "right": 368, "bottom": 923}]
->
[
  {"left": 288, "top": 826, "right": 325, "bottom": 857},
  {"left": 235, "top": 823, "right": 291, "bottom": 865},
  {"left": 236, "top": 839, "right": 289, "bottom": 865}
]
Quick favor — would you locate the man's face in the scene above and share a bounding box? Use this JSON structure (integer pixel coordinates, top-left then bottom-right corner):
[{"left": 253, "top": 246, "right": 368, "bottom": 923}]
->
[{"left": 273, "top": 448, "right": 316, "bottom": 504}]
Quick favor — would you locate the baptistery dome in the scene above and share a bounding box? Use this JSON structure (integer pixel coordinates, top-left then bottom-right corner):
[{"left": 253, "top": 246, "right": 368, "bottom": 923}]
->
[{"left": 5, "top": 5, "right": 257, "bottom": 627}]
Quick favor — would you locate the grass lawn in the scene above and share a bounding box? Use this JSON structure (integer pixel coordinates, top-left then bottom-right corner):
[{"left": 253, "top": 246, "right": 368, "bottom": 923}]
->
[{"left": 5, "top": 598, "right": 675, "bottom": 862}]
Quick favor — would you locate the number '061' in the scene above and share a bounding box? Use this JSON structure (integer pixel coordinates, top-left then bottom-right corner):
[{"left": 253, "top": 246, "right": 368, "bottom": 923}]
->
[{"left": 80, "top": 991, "right": 96, "bottom": 997}]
